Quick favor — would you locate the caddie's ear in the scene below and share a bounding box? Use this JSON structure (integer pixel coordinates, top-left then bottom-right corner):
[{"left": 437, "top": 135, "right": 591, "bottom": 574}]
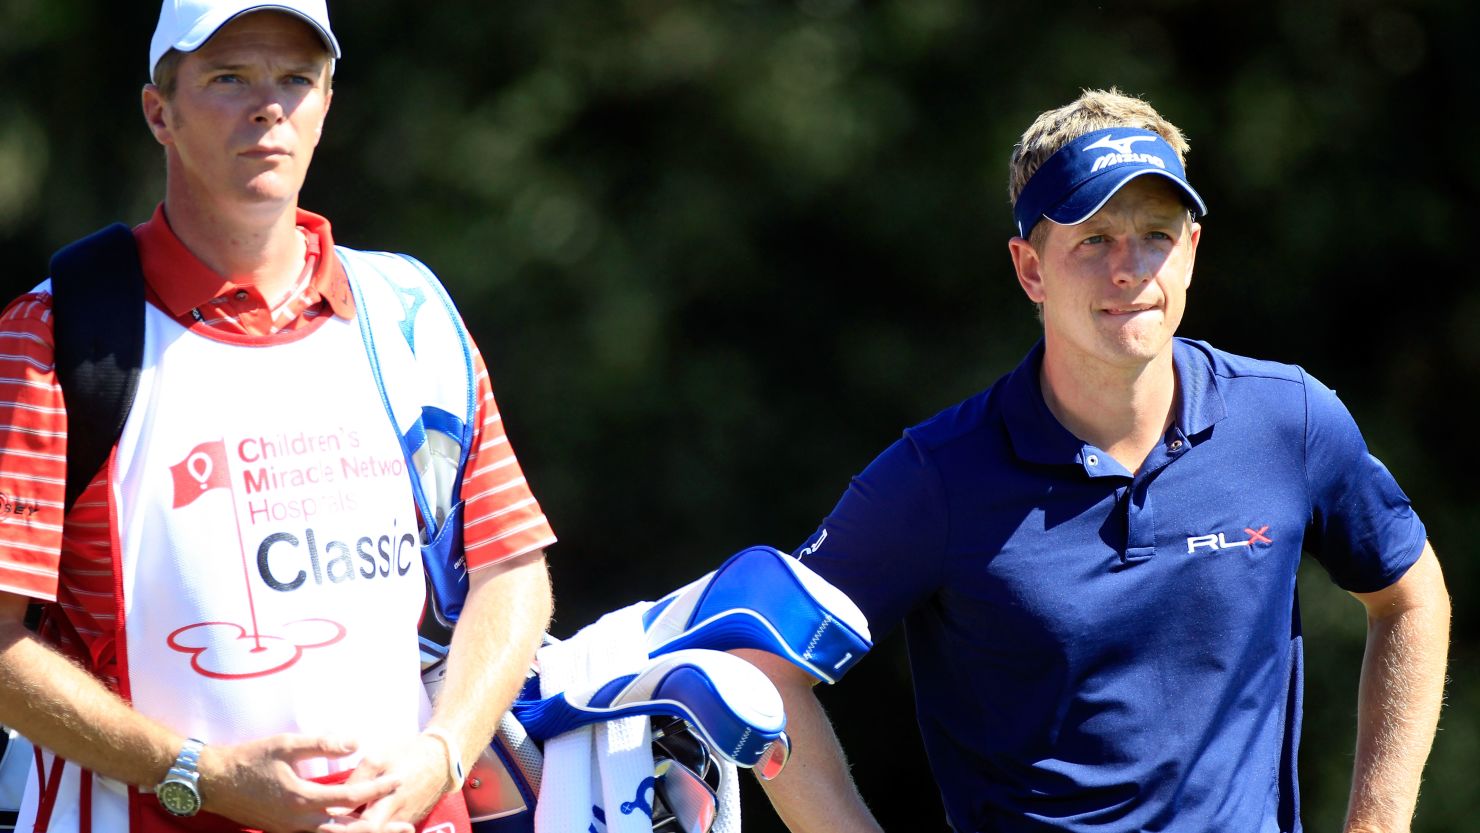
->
[
  {"left": 1008, "top": 235, "right": 1047, "bottom": 304},
  {"left": 142, "top": 84, "right": 172, "bottom": 146}
]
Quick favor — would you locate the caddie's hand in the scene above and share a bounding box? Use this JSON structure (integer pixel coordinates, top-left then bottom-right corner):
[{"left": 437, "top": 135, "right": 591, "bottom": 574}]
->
[
  {"left": 197, "top": 734, "right": 401, "bottom": 833},
  {"left": 318, "top": 732, "right": 450, "bottom": 833}
]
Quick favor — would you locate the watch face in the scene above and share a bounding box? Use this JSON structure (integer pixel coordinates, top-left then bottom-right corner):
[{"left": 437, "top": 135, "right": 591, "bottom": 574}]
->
[{"left": 158, "top": 779, "right": 201, "bottom": 817}]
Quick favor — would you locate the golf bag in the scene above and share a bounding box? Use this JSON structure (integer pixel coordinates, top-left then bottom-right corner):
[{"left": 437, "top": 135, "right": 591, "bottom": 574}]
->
[{"left": 433, "top": 544, "right": 874, "bottom": 833}]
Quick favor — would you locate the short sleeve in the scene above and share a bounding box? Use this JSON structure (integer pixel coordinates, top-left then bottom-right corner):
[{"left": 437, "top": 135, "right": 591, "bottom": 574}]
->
[
  {"left": 793, "top": 433, "right": 949, "bottom": 641},
  {"left": 0, "top": 291, "right": 66, "bottom": 601},
  {"left": 1303, "top": 370, "right": 1426, "bottom": 593},
  {"left": 458, "top": 348, "right": 556, "bottom": 570}
]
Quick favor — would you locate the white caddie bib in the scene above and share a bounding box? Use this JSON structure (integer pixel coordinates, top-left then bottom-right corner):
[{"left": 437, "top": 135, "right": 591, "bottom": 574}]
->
[{"left": 112, "top": 308, "right": 431, "bottom": 773}]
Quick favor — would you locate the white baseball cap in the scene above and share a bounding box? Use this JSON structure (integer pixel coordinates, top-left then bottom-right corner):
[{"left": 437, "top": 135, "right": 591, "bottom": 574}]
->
[{"left": 150, "top": 0, "right": 342, "bottom": 82}]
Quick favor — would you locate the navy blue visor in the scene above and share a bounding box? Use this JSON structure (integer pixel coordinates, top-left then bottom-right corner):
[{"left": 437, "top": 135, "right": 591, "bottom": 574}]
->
[{"left": 1012, "top": 127, "right": 1208, "bottom": 239}]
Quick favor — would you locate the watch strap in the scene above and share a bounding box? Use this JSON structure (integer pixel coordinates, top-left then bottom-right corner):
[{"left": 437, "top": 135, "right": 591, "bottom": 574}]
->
[{"left": 171, "top": 738, "right": 205, "bottom": 774}]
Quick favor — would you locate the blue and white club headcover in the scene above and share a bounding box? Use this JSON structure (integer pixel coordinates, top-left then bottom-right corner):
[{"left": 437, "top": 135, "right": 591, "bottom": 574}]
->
[
  {"left": 425, "top": 546, "right": 871, "bottom": 832},
  {"left": 514, "top": 648, "right": 786, "bottom": 771},
  {"left": 642, "top": 545, "right": 872, "bottom": 684}
]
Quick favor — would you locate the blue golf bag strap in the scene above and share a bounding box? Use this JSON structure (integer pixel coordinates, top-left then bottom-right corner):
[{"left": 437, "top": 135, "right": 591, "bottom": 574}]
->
[{"left": 337, "top": 247, "right": 478, "bottom": 627}]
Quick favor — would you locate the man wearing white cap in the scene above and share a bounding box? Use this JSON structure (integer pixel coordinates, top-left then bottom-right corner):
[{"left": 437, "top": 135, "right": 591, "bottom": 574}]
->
[
  {"left": 0, "top": 2, "right": 555, "bottom": 832},
  {"left": 746, "top": 89, "right": 1450, "bottom": 832}
]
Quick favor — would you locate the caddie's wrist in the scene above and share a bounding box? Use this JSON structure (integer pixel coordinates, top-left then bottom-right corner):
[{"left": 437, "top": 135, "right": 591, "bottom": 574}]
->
[{"left": 421, "top": 727, "right": 465, "bottom": 793}]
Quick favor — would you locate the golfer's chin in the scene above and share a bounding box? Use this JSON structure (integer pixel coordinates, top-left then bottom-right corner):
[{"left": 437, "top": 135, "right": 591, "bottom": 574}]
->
[{"left": 1095, "top": 320, "right": 1178, "bottom": 365}]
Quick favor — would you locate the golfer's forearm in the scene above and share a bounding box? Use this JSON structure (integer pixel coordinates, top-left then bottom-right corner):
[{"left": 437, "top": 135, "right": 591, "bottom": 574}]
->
[
  {"left": 0, "top": 596, "right": 179, "bottom": 787},
  {"left": 1344, "top": 565, "right": 1450, "bottom": 833},
  {"left": 738, "top": 650, "right": 883, "bottom": 833}
]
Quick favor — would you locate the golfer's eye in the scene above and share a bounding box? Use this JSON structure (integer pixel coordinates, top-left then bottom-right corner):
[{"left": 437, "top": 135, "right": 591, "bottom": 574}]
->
[
  {"left": 212, "top": 73, "right": 244, "bottom": 84},
  {"left": 1081, "top": 234, "right": 1107, "bottom": 246},
  {"left": 285, "top": 74, "right": 315, "bottom": 86}
]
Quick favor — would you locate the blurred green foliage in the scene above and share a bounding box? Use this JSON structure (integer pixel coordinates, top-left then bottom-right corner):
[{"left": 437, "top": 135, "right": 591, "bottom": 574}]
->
[{"left": 1, "top": 0, "right": 1472, "bottom": 829}]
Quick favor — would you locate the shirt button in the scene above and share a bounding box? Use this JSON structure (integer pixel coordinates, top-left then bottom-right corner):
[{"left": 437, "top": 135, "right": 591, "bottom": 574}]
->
[
  {"left": 1086, "top": 454, "right": 1099, "bottom": 466},
  {"left": 234, "top": 290, "right": 250, "bottom": 301},
  {"left": 1170, "top": 439, "right": 1184, "bottom": 451}
]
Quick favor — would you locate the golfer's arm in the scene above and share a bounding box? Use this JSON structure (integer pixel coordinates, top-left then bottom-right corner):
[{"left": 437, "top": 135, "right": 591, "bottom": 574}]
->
[
  {"left": 736, "top": 649, "right": 884, "bottom": 833},
  {"left": 0, "top": 591, "right": 181, "bottom": 787},
  {"left": 1343, "top": 543, "right": 1450, "bottom": 833},
  {"left": 425, "top": 550, "right": 552, "bottom": 774}
]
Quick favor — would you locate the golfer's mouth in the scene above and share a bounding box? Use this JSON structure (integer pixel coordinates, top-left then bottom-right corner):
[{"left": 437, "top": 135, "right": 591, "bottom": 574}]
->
[{"left": 1102, "top": 303, "right": 1159, "bottom": 316}]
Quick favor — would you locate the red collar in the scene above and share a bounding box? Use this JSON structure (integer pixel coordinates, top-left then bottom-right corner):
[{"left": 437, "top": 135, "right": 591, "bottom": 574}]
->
[{"left": 133, "top": 204, "right": 356, "bottom": 321}]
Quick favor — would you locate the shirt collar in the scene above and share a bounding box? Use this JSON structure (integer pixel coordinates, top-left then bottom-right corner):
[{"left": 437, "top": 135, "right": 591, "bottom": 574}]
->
[
  {"left": 134, "top": 204, "right": 356, "bottom": 320},
  {"left": 1170, "top": 337, "right": 1227, "bottom": 437},
  {"left": 1001, "top": 340, "right": 1084, "bottom": 466},
  {"left": 1001, "top": 337, "right": 1227, "bottom": 467}
]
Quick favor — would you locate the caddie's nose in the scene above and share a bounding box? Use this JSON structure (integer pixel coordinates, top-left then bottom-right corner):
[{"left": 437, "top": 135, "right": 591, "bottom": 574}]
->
[{"left": 252, "top": 90, "right": 287, "bottom": 125}]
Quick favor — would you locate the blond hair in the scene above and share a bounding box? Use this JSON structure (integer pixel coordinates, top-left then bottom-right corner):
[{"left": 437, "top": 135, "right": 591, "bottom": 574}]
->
[{"left": 1008, "top": 88, "right": 1191, "bottom": 210}]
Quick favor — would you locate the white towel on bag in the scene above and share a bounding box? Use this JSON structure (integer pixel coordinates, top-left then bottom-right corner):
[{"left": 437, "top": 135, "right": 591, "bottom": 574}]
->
[
  {"left": 533, "top": 602, "right": 657, "bottom": 833},
  {"left": 531, "top": 601, "right": 744, "bottom": 832}
]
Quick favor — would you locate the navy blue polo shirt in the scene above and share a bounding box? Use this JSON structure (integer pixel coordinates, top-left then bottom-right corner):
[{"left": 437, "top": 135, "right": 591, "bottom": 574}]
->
[{"left": 796, "top": 338, "right": 1426, "bottom": 832}]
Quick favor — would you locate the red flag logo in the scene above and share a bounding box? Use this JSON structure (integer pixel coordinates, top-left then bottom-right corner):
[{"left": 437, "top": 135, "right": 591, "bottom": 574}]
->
[{"left": 170, "top": 440, "right": 231, "bottom": 508}]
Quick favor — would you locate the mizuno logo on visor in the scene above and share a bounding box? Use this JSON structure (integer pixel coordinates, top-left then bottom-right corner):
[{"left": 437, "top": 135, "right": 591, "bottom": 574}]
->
[
  {"left": 1083, "top": 134, "right": 1166, "bottom": 173},
  {"left": 1082, "top": 134, "right": 1158, "bottom": 155}
]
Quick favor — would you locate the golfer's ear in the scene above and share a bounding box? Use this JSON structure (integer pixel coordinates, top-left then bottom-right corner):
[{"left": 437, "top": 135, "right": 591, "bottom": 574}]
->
[
  {"left": 1183, "top": 220, "right": 1201, "bottom": 288},
  {"left": 1009, "top": 236, "right": 1046, "bottom": 304}
]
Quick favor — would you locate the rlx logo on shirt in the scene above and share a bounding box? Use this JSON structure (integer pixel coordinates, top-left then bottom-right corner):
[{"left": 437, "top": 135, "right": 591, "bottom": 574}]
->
[{"left": 1186, "top": 525, "right": 1274, "bottom": 554}]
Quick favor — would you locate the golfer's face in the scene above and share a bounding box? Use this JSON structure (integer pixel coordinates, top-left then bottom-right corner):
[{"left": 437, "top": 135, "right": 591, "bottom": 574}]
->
[
  {"left": 153, "top": 12, "right": 332, "bottom": 210},
  {"left": 1030, "top": 177, "right": 1200, "bottom": 369}
]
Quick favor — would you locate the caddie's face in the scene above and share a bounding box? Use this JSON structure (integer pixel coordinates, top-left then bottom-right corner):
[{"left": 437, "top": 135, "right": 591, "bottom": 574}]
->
[
  {"left": 1011, "top": 176, "right": 1201, "bottom": 370},
  {"left": 143, "top": 12, "right": 332, "bottom": 213}
]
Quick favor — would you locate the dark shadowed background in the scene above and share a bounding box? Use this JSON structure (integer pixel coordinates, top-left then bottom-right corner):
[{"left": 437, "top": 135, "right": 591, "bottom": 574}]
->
[{"left": 1, "top": 1, "right": 1473, "bottom": 830}]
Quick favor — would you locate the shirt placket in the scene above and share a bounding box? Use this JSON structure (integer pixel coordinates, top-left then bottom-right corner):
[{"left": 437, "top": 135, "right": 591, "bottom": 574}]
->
[{"left": 1084, "top": 425, "right": 1193, "bottom": 564}]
